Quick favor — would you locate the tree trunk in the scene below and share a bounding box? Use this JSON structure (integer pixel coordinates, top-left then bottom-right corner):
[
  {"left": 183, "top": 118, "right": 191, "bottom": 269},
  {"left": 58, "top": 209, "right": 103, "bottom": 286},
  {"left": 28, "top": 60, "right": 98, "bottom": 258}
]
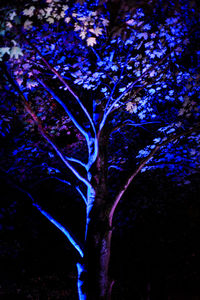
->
[
  {"left": 76, "top": 201, "right": 113, "bottom": 300},
  {"left": 78, "top": 129, "right": 113, "bottom": 300},
  {"left": 84, "top": 211, "right": 113, "bottom": 300}
]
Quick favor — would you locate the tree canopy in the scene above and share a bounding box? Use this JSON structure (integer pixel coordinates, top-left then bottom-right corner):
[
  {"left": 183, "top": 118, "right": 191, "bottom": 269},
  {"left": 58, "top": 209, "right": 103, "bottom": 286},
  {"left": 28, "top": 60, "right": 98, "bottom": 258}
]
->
[
  {"left": 0, "top": 0, "right": 199, "bottom": 186},
  {"left": 0, "top": 0, "right": 200, "bottom": 298}
]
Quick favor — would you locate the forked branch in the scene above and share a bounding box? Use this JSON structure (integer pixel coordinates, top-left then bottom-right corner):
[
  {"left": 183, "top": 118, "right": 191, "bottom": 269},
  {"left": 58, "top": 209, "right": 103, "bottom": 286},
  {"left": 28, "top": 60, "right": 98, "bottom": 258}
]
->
[
  {"left": 21, "top": 33, "right": 96, "bottom": 136},
  {"left": 100, "top": 27, "right": 198, "bottom": 129},
  {"left": 3, "top": 64, "right": 91, "bottom": 189}
]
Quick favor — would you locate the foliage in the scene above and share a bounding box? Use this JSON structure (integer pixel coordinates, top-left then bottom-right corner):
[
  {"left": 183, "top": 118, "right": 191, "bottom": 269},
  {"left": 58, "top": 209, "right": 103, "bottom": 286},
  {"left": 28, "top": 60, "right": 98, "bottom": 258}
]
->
[
  {"left": 0, "top": 0, "right": 200, "bottom": 298},
  {"left": 0, "top": 0, "right": 199, "bottom": 183}
]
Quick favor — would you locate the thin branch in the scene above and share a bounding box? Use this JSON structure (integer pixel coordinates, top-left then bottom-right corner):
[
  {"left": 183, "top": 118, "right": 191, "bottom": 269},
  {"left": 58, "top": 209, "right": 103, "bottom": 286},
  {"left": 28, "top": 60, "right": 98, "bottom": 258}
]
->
[
  {"left": 36, "top": 77, "right": 98, "bottom": 169},
  {"left": 2, "top": 64, "right": 91, "bottom": 189},
  {"left": 146, "top": 161, "right": 200, "bottom": 173},
  {"left": 33, "top": 202, "right": 84, "bottom": 258},
  {"left": 19, "top": 188, "right": 85, "bottom": 258},
  {"left": 91, "top": 47, "right": 101, "bottom": 61},
  {"left": 110, "top": 81, "right": 150, "bottom": 114},
  {"left": 65, "top": 156, "right": 87, "bottom": 170},
  {"left": 0, "top": 168, "right": 84, "bottom": 258},
  {"left": 31, "top": 176, "right": 87, "bottom": 204},
  {"left": 109, "top": 124, "right": 200, "bottom": 227},
  {"left": 108, "top": 165, "right": 123, "bottom": 171},
  {"left": 104, "top": 52, "right": 130, "bottom": 116},
  {"left": 25, "top": 105, "right": 91, "bottom": 189},
  {"left": 21, "top": 33, "right": 96, "bottom": 136},
  {"left": 36, "top": 77, "right": 89, "bottom": 141},
  {"left": 101, "top": 56, "right": 170, "bottom": 127},
  {"left": 76, "top": 186, "right": 87, "bottom": 204},
  {"left": 100, "top": 54, "right": 131, "bottom": 131},
  {"left": 110, "top": 120, "right": 161, "bottom": 134},
  {"left": 100, "top": 27, "right": 198, "bottom": 129}
]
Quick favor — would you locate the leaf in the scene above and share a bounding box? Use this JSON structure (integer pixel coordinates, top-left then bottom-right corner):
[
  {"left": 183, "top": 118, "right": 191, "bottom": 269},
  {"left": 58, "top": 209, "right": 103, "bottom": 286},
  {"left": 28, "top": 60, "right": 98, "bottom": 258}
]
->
[
  {"left": 149, "top": 88, "right": 156, "bottom": 95},
  {"left": 183, "top": 38, "right": 189, "bottom": 45},
  {"left": 138, "top": 32, "right": 148, "bottom": 40},
  {"left": 126, "top": 102, "right": 137, "bottom": 113},
  {"left": 89, "top": 27, "right": 103, "bottom": 36},
  {"left": 27, "top": 80, "right": 38, "bottom": 89},
  {"left": 24, "top": 20, "right": 33, "bottom": 30},
  {"left": 119, "top": 87, "right": 126, "bottom": 92},
  {"left": 102, "top": 18, "right": 109, "bottom": 26},
  {"left": 143, "top": 24, "right": 151, "bottom": 30},
  {"left": 111, "top": 65, "right": 118, "bottom": 71},
  {"left": 149, "top": 70, "right": 156, "bottom": 77},
  {"left": 10, "top": 46, "right": 23, "bottom": 59},
  {"left": 6, "top": 22, "right": 13, "bottom": 29},
  {"left": 9, "top": 11, "right": 16, "bottom": 21},
  {"left": 65, "top": 17, "right": 71, "bottom": 23},
  {"left": 151, "top": 33, "right": 156, "bottom": 38},
  {"left": 126, "top": 19, "right": 136, "bottom": 26},
  {"left": 101, "top": 87, "right": 107, "bottom": 93},
  {"left": 47, "top": 17, "right": 54, "bottom": 24},
  {"left": 62, "top": 5, "right": 69, "bottom": 11},
  {"left": 87, "top": 37, "right": 96, "bottom": 47},
  {"left": 74, "top": 23, "right": 81, "bottom": 31},
  {"left": 80, "top": 30, "right": 86, "bottom": 39},
  {"left": 16, "top": 76, "right": 23, "bottom": 86},
  {"left": 0, "top": 47, "right": 10, "bottom": 56},
  {"left": 60, "top": 11, "right": 65, "bottom": 19},
  {"left": 45, "top": 7, "right": 53, "bottom": 18},
  {"left": 23, "top": 6, "right": 35, "bottom": 17}
]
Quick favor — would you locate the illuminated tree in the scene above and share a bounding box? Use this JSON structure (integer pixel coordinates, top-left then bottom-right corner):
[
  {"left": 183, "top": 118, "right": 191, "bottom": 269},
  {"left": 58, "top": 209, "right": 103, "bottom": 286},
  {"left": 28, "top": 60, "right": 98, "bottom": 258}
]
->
[{"left": 0, "top": 0, "right": 199, "bottom": 299}]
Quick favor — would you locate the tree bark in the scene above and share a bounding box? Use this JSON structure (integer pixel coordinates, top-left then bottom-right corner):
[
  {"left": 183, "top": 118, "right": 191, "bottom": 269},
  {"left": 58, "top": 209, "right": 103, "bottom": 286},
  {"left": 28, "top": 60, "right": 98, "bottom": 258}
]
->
[
  {"left": 84, "top": 209, "right": 113, "bottom": 300},
  {"left": 82, "top": 130, "right": 113, "bottom": 300}
]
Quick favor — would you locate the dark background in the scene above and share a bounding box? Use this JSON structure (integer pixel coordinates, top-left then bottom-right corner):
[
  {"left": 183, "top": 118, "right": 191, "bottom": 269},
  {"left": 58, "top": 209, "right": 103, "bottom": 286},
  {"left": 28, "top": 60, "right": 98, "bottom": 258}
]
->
[{"left": 1, "top": 170, "right": 200, "bottom": 300}]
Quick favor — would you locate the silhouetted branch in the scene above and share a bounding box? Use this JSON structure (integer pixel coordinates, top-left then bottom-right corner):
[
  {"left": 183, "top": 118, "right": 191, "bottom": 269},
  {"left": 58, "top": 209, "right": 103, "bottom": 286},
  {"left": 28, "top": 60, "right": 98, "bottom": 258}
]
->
[{"left": 109, "top": 124, "right": 200, "bottom": 227}]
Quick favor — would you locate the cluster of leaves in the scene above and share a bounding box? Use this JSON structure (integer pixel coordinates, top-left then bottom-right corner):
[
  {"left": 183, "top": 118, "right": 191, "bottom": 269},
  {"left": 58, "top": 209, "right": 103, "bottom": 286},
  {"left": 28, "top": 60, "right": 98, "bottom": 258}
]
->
[{"left": 0, "top": 0, "right": 199, "bottom": 186}]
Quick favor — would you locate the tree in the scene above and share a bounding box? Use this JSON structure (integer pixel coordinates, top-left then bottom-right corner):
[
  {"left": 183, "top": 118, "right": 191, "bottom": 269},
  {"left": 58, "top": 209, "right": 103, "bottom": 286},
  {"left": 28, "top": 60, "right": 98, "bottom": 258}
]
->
[{"left": 0, "top": 0, "right": 199, "bottom": 299}]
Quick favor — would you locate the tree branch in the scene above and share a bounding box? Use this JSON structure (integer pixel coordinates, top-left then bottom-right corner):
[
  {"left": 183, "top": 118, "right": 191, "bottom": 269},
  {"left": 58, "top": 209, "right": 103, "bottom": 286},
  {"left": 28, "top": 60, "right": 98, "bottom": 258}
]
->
[
  {"left": 65, "top": 156, "right": 87, "bottom": 170},
  {"left": 109, "top": 124, "right": 200, "bottom": 227},
  {"left": 36, "top": 77, "right": 98, "bottom": 170},
  {"left": 25, "top": 105, "right": 91, "bottom": 188},
  {"left": 36, "top": 77, "right": 90, "bottom": 141},
  {"left": 110, "top": 81, "right": 150, "bottom": 114},
  {"left": 103, "top": 52, "right": 131, "bottom": 119},
  {"left": 110, "top": 120, "right": 161, "bottom": 134},
  {"left": 31, "top": 176, "right": 87, "bottom": 204},
  {"left": 100, "top": 26, "right": 198, "bottom": 128},
  {"left": 2, "top": 64, "right": 91, "bottom": 189},
  {"left": 21, "top": 33, "right": 96, "bottom": 137},
  {"left": 33, "top": 202, "right": 84, "bottom": 258},
  {"left": 0, "top": 167, "right": 84, "bottom": 258}
]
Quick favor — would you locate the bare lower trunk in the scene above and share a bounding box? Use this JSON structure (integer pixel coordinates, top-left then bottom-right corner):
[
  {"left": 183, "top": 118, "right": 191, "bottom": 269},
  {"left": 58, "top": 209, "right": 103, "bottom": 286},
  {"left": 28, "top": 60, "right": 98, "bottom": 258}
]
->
[
  {"left": 77, "top": 196, "right": 112, "bottom": 300},
  {"left": 77, "top": 206, "right": 113, "bottom": 300},
  {"left": 84, "top": 221, "right": 113, "bottom": 300}
]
